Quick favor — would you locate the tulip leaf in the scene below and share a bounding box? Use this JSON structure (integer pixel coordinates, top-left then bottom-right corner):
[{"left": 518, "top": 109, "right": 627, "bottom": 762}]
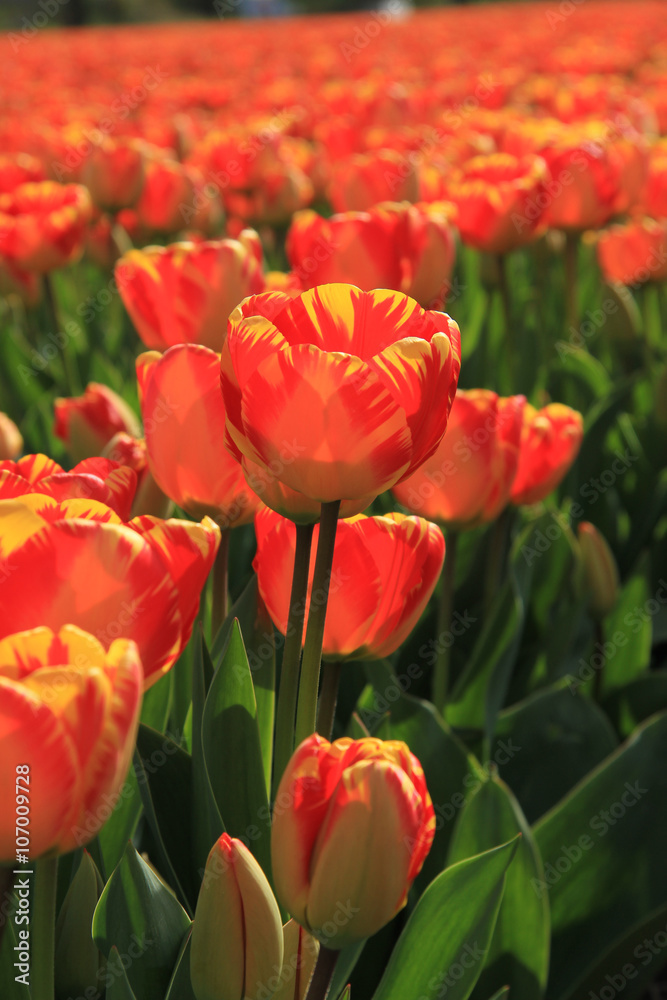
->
[
  {"left": 601, "top": 670, "right": 667, "bottom": 738},
  {"left": 447, "top": 775, "right": 550, "bottom": 1000},
  {"left": 598, "top": 573, "right": 652, "bottom": 694},
  {"left": 140, "top": 670, "right": 173, "bottom": 732},
  {"left": 95, "top": 763, "right": 142, "bottom": 882},
  {"left": 372, "top": 838, "right": 519, "bottom": 1000},
  {"left": 104, "top": 947, "right": 138, "bottom": 1000},
  {"left": 191, "top": 630, "right": 225, "bottom": 878},
  {"left": 203, "top": 619, "right": 273, "bottom": 882},
  {"left": 358, "top": 660, "right": 475, "bottom": 884},
  {"left": 494, "top": 682, "right": 618, "bottom": 824},
  {"left": 92, "top": 844, "right": 190, "bottom": 999},
  {"left": 55, "top": 851, "right": 105, "bottom": 999},
  {"left": 164, "top": 930, "right": 197, "bottom": 1000},
  {"left": 533, "top": 711, "right": 667, "bottom": 1000}
]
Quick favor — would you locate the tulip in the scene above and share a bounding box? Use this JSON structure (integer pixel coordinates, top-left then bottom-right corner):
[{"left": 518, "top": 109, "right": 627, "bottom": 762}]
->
[
  {"left": 596, "top": 218, "right": 667, "bottom": 286},
  {"left": 578, "top": 522, "right": 620, "bottom": 619},
  {"left": 271, "top": 735, "right": 435, "bottom": 948},
  {"left": 220, "top": 284, "right": 461, "bottom": 521},
  {"left": 328, "top": 150, "right": 419, "bottom": 213},
  {"left": 0, "top": 181, "right": 92, "bottom": 272},
  {"left": 392, "top": 390, "right": 526, "bottom": 530},
  {"left": 116, "top": 234, "right": 265, "bottom": 352},
  {"left": 443, "top": 153, "right": 550, "bottom": 254},
  {"left": 0, "top": 454, "right": 138, "bottom": 520},
  {"left": 273, "top": 921, "right": 320, "bottom": 1000},
  {"left": 0, "top": 153, "right": 46, "bottom": 195},
  {"left": 254, "top": 509, "right": 444, "bottom": 659},
  {"left": 286, "top": 202, "right": 456, "bottom": 307},
  {"left": 190, "top": 834, "right": 284, "bottom": 1000},
  {"left": 136, "top": 345, "right": 259, "bottom": 526},
  {"left": 81, "top": 138, "right": 146, "bottom": 212},
  {"left": 54, "top": 382, "right": 142, "bottom": 463},
  {"left": 0, "top": 494, "right": 219, "bottom": 687},
  {"left": 135, "top": 156, "right": 199, "bottom": 234},
  {"left": 642, "top": 139, "right": 667, "bottom": 220},
  {"left": 510, "top": 403, "right": 584, "bottom": 506},
  {"left": 0, "top": 412, "right": 22, "bottom": 460},
  {"left": 0, "top": 624, "right": 142, "bottom": 860}
]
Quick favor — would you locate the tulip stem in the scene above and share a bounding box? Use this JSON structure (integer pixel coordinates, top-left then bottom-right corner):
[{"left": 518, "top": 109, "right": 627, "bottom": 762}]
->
[
  {"left": 273, "top": 522, "right": 315, "bottom": 800},
  {"left": 295, "top": 501, "right": 341, "bottom": 747},
  {"left": 484, "top": 508, "right": 512, "bottom": 616},
  {"left": 211, "top": 527, "right": 230, "bottom": 640},
  {"left": 433, "top": 529, "right": 458, "bottom": 715},
  {"left": 304, "top": 945, "right": 340, "bottom": 1000},
  {"left": 496, "top": 254, "right": 515, "bottom": 386},
  {"left": 32, "top": 856, "right": 58, "bottom": 1000},
  {"left": 317, "top": 660, "right": 343, "bottom": 740},
  {"left": 43, "top": 274, "right": 80, "bottom": 396},
  {"left": 564, "top": 231, "right": 579, "bottom": 332}
]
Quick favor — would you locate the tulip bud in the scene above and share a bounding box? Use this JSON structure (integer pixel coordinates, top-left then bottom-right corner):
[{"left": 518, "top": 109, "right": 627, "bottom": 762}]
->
[
  {"left": 54, "top": 383, "right": 141, "bottom": 462},
  {"left": 190, "top": 834, "right": 284, "bottom": 1000},
  {"left": 0, "top": 412, "right": 22, "bottom": 460},
  {"left": 578, "top": 522, "right": 620, "bottom": 619},
  {"left": 273, "top": 920, "right": 319, "bottom": 1000},
  {"left": 271, "top": 735, "right": 435, "bottom": 949}
]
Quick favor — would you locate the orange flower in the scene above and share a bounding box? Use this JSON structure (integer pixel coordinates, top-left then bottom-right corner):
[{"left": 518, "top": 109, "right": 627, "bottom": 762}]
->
[
  {"left": 0, "top": 495, "right": 219, "bottom": 687},
  {"left": 510, "top": 403, "right": 584, "bottom": 506},
  {"left": 81, "top": 138, "right": 146, "bottom": 212},
  {"left": 54, "top": 382, "right": 142, "bottom": 463},
  {"left": 286, "top": 201, "right": 456, "bottom": 307},
  {"left": 0, "top": 454, "right": 138, "bottom": 521},
  {"left": 444, "top": 153, "right": 549, "bottom": 254},
  {"left": 392, "top": 389, "right": 526, "bottom": 530},
  {"left": 220, "top": 284, "right": 461, "bottom": 521},
  {"left": 116, "top": 234, "right": 265, "bottom": 352},
  {"left": 0, "top": 625, "right": 142, "bottom": 860},
  {"left": 136, "top": 345, "right": 259, "bottom": 527},
  {"left": 642, "top": 140, "right": 667, "bottom": 220},
  {"left": 0, "top": 154, "right": 46, "bottom": 195},
  {"left": 597, "top": 218, "right": 667, "bottom": 286},
  {"left": 254, "top": 509, "right": 444, "bottom": 660},
  {"left": 328, "top": 150, "right": 419, "bottom": 213},
  {"left": 134, "top": 156, "right": 199, "bottom": 234},
  {"left": 0, "top": 181, "right": 92, "bottom": 272},
  {"left": 271, "top": 735, "right": 435, "bottom": 947},
  {"left": 0, "top": 412, "right": 22, "bottom": 461}
]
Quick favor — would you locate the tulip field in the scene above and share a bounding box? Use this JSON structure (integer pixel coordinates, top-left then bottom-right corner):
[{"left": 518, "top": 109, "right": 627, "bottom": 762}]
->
[{"left": 1, "top": 1, "right": 667, "bottom": 998}]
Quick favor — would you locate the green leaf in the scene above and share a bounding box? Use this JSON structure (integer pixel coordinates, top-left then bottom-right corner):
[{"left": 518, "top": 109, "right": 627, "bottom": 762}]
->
[
  {"left": 602, "top": 671, "right": 667, "bottom": 737},
  {"left": 448, "top": 776, "right": 550, "bottom": 1000},
  {"left": 487, "top": 990, "right": 510, "bottom": 1000},
  {"left": 134, "top": 724, "right": 198, "bottom": 915},
  {"left": 372, "top": 839, "right": 519, "bottom": 1000},
  {"left": 140, "top": 671, "right": 173, "bottom": 732},
  {"left": 55, "top": 851, "right": 104, "bottom": 999},
  {"left": 202, "top": 620, "right": 272, "bottom": 881},
  {"left": 600, "top": 573, "right": 652, "bottom": 694},
  {"left": 533, "top": 711, "right": 667, "bottom": 1000},
  {"left": 495, "top": 683, "right": 617, "bottom": 824},
  {"left": 104, "top": 948, "right": 138, "bottom": 1000},
  {"left": 164, "top": 930, "right": 198, "bottom": 1000},
  {"left": 191, "top": 630, "right": 224, "bottom": 878},
  {"left": 554, "top": 348, "right": 612, "bottom": 400},
  {"left": 95, "top": 762, "right": 142, "bottom": 882},
  {"left": 92, "top": 843, "right": 191, "bottom": 999}
]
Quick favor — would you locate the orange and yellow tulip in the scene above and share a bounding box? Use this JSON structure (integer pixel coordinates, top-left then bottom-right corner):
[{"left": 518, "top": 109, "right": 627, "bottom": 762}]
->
[
  {"left": 271, "top": 735, "right": 435, "bottom": 948},
  {"left": 81, "top": 138, "right": 146, "bottom": 212},
  {"left": 0, "top": 454, "right": 138, "bottom": 520},
  {"left": 135, "top": 156, "right": 199, "bottom": 234},
  {"left": 136, "top": 345, "right": 259, "bottom": 527},
  {"left": 392, "top": 390, "right": 526, "bottom": 530},
  {"left": 0, "top": 154, "right": 46, "bottom": 195},
  {"left": 54, "top": 382, "right": 142, "bottom": 463},
  {"left": 116, "top": 234, "right": 265, "bottom": 352},
  {"left": 0, "top": 495, "right": 219, "bottom": 687},
  {"left": 596, "top": 218, "right": 667, "bottom": 286},
  {"left": 0, "top": 625, "right": 142, "bottom": 860},
  {"left": 220, "top": 284, "right": 461, "bottom": 521},
  {"left": 328, "top": 150, "right": 419, "bottom": 213},
  {"left": 254, "top": 509, "right": 444, "bottom": 660},
  {"left": 510, "top": 403, "right": 584, "bottom": 506},
  {"left": 0, "top": 181, "right": 92, "bottom": 272}
]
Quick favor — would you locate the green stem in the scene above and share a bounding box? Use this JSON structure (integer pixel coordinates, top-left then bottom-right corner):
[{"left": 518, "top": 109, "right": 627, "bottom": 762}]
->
[
  {"left": 304, "top": 945, "right": 339, "bottom": 1000},
  {"left": 433, "top": 529, "right": 458, "bottom": 715},
  {"left": 496, "top": 254, "right": 515, "bottom": 387},
  {"left": 32, "top": 856, "right": 58, "bottom": 1000},
  {"left": 317, "top": 660, "right": 342, "bottom": 740},
  {"left": 294, "top": 501, "right": 341, "bottom": 747},
  {"left": 211, "top": 528, "right": 230, "bottom": 640},
  {"left": 43, "top": 274, "right": 79, "bottom": 396},
  {"left": 484, "top": 508, "right": 512, "bottom": 616},
  {"left": 564, "top": 231, "right": 579, "bottom": 333},
  {"left": 272, "top": 522, "right": 314, "bottom": 800}
]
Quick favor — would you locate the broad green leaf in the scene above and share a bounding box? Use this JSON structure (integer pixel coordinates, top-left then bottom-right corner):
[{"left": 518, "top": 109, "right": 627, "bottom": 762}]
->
[
  {"left": 191, "top": 630, "right": 224, "bottom": 878},
  {"left": 164, "top": 930, "right": 197, "bottom": 1000},
  {"left": 372, "top": 839, "right": 519, "bottom": 1000},
  {"left": 533, "top": 712, "right": 667, "bottom": 1000},
  {"left": 202, "top": 620, "right": 272, "bottom": 881},
  {"left": 104, "top": 948, "right": 138, "bottom": 1000},
  {"left": 554, "top": 348, "right": 612, "bottom": 400},
  {"left": 140, "top": 671, "right": 172, "bottom": 732},
  {"left": 55, "top": 851, "right": 104, "bottom": 998},
  {"left": 600, "top": 574, "right": 652, "bottom": 693},
  {"left": 96, "top": 763, "right": 142, "bottom": 881},
  {"left": 448, "top": 776, "right": 550, "bottom": 1000},
  {"left": 134, "top": 724, "right": 197, "bottom": 915},
  {"left": 92, "top": 843, "right": 191, "bottom": 999},
  {"left": 495, "top": 683, "right": 617, "bottom": 824}
]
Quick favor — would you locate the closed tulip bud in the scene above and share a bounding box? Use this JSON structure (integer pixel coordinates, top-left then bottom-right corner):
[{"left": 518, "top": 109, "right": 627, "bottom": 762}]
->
[
  {"left": 0, "top": 412, "right": 22, "bottom": 460},
  {"left": 81, "top": 138, "right": 146, "bottom": 212},
  {"left": 190, "top": 834, "right": 284, "bottom": 1000},
  {"left": 271, "top": 735, "right": 435, "bottom": 949},
  {"left": 273, "top": 921, "right": 319, "bottom": 1000},
  {"left": 578, "top": 522, "right": 620, "bottom": 619},
  {"left": 54, "top": 383, "right": 142, "bottom": 463}
]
